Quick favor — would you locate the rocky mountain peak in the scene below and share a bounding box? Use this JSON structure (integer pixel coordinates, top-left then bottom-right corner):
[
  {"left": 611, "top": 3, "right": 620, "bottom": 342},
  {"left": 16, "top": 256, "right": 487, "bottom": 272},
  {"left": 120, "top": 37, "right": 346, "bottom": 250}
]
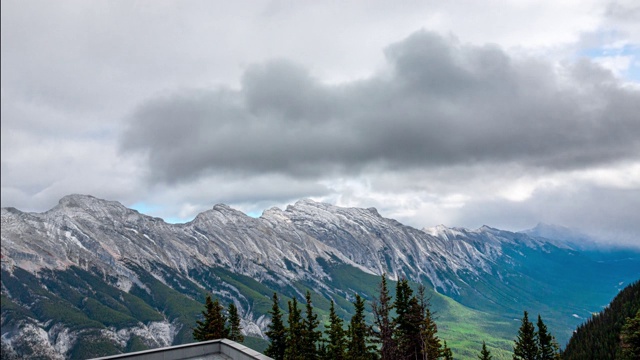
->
[
  {"left": 1, "top": 207, "right": 23, "bottom": 216},
  {"left": 423, "top": 224, "right": 458, "bottom": 238},
  {"left": 51, "top": 194, "right": 135, "bottom": 221},
  {"left": 192, "top": 203, "right": 255, "bottom": 226},
  {"left": 211, "top": 203, "right": 234, "bottom": 211},
  {"left": 56, "top": 194, "right": 103, "bottom": 207},
  {"left": 3, "top": 195, "right": 639, "bottom": 360},
  {"left": 260, "top": 206, "right": 287, "bottom": 220}
]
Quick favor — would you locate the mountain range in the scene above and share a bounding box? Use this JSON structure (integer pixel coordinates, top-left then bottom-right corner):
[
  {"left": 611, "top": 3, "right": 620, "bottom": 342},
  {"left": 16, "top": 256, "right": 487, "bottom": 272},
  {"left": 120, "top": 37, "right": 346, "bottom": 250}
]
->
[{"left": 2, "top": 194, "right": 639, "bottom": 359}]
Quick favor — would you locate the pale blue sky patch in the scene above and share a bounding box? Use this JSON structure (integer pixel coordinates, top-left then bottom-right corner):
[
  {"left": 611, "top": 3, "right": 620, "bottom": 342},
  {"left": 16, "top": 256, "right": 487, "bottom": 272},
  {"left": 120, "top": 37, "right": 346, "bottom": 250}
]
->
[
  {"left": 245, "top": 211, "right": 261, "bottom": 218},
  {"left": 163, "top": 216, "right": 193, "bottom": 224},
  {"left": 626, "top": 60, "right": 640, "bottom": 83},
  {"left": 129, "top": 202, "right": 157, "bottom": 216},
  {"left": 578, "top": 41, "right": 640, "bottom": 83},
  {"left": 131, "top": 201, "right": 194, "bottom": 223}
]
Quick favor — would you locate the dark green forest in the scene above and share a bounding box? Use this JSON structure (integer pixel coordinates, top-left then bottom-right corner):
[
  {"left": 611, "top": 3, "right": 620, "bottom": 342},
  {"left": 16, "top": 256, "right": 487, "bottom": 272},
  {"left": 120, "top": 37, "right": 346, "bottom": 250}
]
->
[{"left": 563, "top": 280, "right": 640, "bottom": 360}]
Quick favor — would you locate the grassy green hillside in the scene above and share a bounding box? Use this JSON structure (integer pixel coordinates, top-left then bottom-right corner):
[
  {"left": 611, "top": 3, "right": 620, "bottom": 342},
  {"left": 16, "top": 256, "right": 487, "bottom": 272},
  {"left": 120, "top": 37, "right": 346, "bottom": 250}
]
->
[
  {"left": 315, "top": 260, "right": 518, "bottom": 358},
  {"left": 3, "top": 253, "right": 637, "bottom": 359},
  {"left": 436, "top": 294, "right": 516, "bottom": 360}
]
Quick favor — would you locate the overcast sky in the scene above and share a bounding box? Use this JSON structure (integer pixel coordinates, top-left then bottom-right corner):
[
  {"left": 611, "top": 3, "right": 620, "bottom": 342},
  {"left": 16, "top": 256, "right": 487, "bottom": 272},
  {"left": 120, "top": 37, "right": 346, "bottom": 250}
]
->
[{"left": 2, "top": 0, "right": 639, "bottom": 246}]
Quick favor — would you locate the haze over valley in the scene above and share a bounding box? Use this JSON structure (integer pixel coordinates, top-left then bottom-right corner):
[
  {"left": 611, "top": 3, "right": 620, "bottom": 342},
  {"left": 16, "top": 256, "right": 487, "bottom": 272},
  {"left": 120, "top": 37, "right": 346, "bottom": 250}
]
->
[
  {"left": 2, "top": 1, "right": 639, "bottom": 359},
  {"left": 2, "top": 195, "right": 639, "bottom": 358}
]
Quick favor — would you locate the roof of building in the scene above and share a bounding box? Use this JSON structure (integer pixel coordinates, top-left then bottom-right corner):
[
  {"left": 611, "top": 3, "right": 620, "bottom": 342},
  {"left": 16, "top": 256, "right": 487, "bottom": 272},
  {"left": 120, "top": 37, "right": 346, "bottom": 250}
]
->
[{"left": 89, "top": 339, "right": 273, "bottom": 360}]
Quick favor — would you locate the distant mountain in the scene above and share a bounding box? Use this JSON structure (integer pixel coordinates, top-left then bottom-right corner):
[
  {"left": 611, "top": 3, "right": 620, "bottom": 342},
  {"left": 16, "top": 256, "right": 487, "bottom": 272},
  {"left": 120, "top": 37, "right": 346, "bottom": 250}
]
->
[
  {"left": 522, "top": 223, "right": 607, "bottom": 250},
  {"left": 563, "top": 280, "right": 640, "bottom": 359},
  {"left": 2, "top": 195, "right": 639, "bottom": 359}
]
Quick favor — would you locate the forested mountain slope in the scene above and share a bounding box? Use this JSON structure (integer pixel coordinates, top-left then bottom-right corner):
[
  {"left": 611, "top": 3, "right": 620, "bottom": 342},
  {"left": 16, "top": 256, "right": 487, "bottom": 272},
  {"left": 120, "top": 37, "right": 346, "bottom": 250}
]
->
[
  {"left": 564, "top": 280, "right": 640, "bottom": 360},
  {"left": 2, "top": 195, "right": 638, "bottom": 359}
]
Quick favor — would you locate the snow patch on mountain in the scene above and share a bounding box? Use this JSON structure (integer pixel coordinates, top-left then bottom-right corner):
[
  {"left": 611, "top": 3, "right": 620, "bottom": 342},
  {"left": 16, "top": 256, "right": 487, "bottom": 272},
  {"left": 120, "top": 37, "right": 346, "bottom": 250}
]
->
[
  {"left": 2, "top": 322, "right": 65, "bottom": 360},
  {"left": 3, "top": 194, "right": 596, "bottom": 359},
  {"left": 2, "top": 195, "right": 570, "bottom": 297}
]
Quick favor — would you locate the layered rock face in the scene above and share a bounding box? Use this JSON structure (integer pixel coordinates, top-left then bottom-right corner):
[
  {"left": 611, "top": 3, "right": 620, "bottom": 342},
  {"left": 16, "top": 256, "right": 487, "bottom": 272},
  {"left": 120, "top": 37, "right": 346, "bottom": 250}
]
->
[{"left": 2, "top": 195, "right": 638, "bottom": 359}]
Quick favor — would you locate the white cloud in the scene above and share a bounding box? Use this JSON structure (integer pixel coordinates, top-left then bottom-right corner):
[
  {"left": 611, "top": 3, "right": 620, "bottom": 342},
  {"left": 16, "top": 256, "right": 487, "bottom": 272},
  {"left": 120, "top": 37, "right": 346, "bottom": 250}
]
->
[
  {"left": 593, "top": 55, "right": 633, "bottom": 77},
  {"left": 2, "top": 0, "right": 639, "bottom": 246}
]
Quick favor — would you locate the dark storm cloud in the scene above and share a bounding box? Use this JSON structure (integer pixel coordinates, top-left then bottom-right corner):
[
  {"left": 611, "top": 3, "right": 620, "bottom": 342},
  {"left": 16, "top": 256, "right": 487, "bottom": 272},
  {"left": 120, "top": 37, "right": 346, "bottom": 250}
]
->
[{"left": 121, "top": 30, "right": 640, "bottom": 184}]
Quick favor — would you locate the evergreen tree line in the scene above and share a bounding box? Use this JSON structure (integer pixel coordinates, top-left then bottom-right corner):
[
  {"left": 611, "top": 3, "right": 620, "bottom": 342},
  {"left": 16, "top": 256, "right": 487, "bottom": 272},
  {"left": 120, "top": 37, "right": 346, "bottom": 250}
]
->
[
  {"left": 192, "top": 294, "right": 244, "bottom": 343},
  {"left": 192, "top": 275, "right": 571, "bottom": 360},
  {"left": 511, "top": 311, "right": 561, "bottom": 360},
  {"left": 563, "top": 280, "right": 640, "bottom": 360},
  {"left": 264, "top": 274, "right": 454, "bottom": 360},
  {"left": 265, "top": 275, "right": 567, "bottom": 360}
]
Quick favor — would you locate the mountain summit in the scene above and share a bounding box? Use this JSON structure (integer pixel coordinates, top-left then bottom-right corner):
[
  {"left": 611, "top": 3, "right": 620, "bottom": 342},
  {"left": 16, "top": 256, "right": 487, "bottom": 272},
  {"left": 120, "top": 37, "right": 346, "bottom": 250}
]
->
[{"left": 2, "top": 195, "right": 638, "bottom": 359}]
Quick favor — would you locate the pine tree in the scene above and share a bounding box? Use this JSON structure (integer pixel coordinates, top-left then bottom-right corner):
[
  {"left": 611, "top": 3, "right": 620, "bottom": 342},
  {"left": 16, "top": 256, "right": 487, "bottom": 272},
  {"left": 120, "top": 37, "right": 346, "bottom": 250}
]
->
[
  {"left": 372, "top": 273, "right": 396, "bottom": 360},
  {"left": 324, "top": 300, "right": 347, "bottom": 360},
  {"left": 265, "top": 293, "right": 287, "bottom": 360},
  {"left": 422, "top": 307, "right": 442, "bottom": 360},
  {"left": 394, "top": 278, "right": 418, "bottom": 359},
  {"left": 284, "top": 297, "right": 303, "bottom": 360},
  {"left": 193, "top": 294, "right": 215, "bottom": 341},
  {"left": 478, "top": 341, "right": 492, "bottom": 360},
  {"left": 394, "top": 279, "right": 413, "bottom": 326},
  {"left": 442, "top": 340, "right": 453, "bottom": 360},
  {"left": 302, "top": 291, "right": 321, "bottom": 360},
  {"left": 417, "top": 284, "right": 442, "bottom": 360},
  {"left": 417, "top": 284, "right": 431, "bottom": 317},
  {"left": 193, "top": 295, "right": 229, "bottom": 341},
  {"left": 513, "top": 311, "right": 539, "bottom": 360},
  {"left": 551, "top": 340, "right": 562, "bottom": 360},
  {"left": 537, "top": 315, "right": 556, "bottom": 360},
  {"left": 317, "top": 339, "right": 328, "bottom": 360},
  {"left": 212, "top": 298, "right": 229, "bottom": 339},
  {"left": 620, "top": 309, "right": 640, "bottom": 359},
  {"left": 228, "top": 302, "right": 244, "bottom": 343},
  {"left": 347, "top": 294, "right": 378, "bottom": 360}
]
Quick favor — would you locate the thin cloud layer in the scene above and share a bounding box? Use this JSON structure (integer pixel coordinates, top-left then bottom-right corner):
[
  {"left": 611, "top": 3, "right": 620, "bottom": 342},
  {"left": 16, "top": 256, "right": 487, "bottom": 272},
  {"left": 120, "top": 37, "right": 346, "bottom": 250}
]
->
[{"left": 122, "top": 31, "right": 640, "bottom": 184}]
